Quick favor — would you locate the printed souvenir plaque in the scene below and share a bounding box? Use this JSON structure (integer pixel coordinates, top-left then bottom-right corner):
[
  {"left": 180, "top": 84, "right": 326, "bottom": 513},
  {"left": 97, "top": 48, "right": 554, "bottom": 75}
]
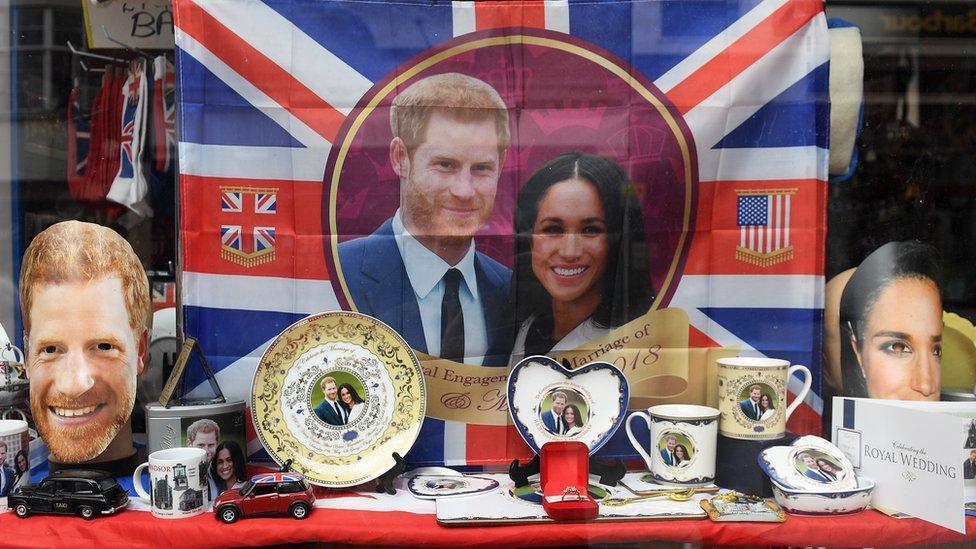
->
[{"left": 251, "top": 311, "right": 426, "bottom": 487}]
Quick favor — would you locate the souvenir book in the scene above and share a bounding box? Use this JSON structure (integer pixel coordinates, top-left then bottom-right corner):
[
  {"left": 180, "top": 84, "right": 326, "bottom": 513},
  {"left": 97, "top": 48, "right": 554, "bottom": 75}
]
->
[{"left": 831, "top": 397, "right": 976, "bottom": 533}]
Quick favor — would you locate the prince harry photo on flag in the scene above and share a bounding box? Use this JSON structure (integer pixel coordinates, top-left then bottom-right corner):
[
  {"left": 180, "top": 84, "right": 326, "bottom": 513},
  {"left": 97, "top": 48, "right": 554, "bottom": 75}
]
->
[{"left": 338, "top": 73, "right": 513, "bottom": 366}]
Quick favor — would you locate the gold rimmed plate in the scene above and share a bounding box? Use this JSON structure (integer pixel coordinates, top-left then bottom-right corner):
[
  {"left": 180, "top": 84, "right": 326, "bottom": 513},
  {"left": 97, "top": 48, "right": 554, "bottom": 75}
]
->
[{"left": 251, "top": 311, "right": 426, "bottom": 487}]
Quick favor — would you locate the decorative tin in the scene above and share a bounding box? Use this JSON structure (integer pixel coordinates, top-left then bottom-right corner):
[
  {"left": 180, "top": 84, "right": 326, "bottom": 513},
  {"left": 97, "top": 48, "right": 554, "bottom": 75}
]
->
[{"left": 146, "top": 400, "right": 246, "bottom": 455}]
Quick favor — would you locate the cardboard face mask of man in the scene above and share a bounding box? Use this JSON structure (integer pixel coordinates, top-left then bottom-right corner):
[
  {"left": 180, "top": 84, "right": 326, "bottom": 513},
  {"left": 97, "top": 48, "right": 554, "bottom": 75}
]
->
[{"left": 20, "top": 221, "right": 150, "bottom": 463}]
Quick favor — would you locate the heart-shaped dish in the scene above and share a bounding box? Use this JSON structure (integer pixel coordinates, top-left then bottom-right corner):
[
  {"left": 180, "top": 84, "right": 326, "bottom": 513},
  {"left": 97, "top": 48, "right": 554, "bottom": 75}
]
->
[{"left": 508, "top": 355, "right": 629, "bottom": 454}]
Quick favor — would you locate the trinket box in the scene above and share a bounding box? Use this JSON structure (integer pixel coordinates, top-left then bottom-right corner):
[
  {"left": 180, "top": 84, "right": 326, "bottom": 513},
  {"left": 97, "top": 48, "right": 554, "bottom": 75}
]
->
[{"left": 540, "top": 441, "right": 598, "bottom": 521}]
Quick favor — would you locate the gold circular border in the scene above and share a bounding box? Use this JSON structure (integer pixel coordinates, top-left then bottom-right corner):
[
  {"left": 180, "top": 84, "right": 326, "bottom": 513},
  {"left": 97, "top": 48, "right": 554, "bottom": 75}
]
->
[
  {"left": 328, "top": 34, "right": 694, "bottom": 315},
  {"left": 251, "top": 311, "right": 426, "bottom": 487}
]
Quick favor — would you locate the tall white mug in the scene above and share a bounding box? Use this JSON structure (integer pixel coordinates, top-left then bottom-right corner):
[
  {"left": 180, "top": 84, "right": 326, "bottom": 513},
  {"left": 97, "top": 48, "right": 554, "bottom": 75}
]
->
[
  {"left": 132, "top": 447, "right": 209, "bottom": 519},
  {"left": 717, "top": 357, "right": 812, "bottom": 440}
]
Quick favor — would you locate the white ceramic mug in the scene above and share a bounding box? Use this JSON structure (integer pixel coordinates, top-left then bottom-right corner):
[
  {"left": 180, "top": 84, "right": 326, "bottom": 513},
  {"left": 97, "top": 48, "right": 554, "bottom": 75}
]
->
[
  {"left": 717, "top": 357, "right": 812, "bottom": 440},
  {"left": 133, "top": 447, "right": 209, "bottom": 519},
  {"left": 626, "top": 404, "right": 720, "bottom": 486},
  {"left": 0, "top": 419, "right": 30, "bottom": 495}
]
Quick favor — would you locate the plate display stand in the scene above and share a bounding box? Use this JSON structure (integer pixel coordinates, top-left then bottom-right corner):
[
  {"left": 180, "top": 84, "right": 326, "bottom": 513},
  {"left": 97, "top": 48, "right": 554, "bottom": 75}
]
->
[
  {"left": 374, "top": 452, "right": 405, "bottom": 495},
  {"left": 508, "top": 453, "right": 626, "bottom": 488}
]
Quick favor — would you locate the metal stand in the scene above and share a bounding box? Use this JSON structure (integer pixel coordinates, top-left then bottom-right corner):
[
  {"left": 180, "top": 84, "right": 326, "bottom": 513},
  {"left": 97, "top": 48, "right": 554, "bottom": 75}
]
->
[
  {"left": 375, "top": 452, "right": 405, "bottom": 495},
  {"left": 508, "top": 454, "right": 626, "bottom": 488}
]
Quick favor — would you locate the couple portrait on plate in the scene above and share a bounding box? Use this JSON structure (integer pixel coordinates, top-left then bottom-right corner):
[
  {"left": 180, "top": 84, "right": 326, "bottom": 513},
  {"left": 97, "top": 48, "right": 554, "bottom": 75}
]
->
[
  {"left": 337, "top": 73, "right": 654, "bottom": 368},
  {"left": 313, "top": 375, "right": 365, "bottom": 427},
  {"left": 539, "top": 389, "right": 587, "bottom": 437},
  {"left": 795, "top": 451, "right": 844, "bottom": 483}
]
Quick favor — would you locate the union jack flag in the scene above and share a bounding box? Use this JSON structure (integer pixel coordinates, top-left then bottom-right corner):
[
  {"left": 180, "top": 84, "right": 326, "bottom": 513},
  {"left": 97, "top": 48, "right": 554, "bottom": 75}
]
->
[
  {"left": 175, "top": 0, "right": 829, "bottom": 465},
  {"left": 250, "top": 472, "right": 304, "bottom": 484}
]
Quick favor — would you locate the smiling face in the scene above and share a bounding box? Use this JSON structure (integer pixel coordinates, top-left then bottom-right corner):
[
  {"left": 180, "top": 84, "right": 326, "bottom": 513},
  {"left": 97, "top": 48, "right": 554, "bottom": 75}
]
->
[
  {"left": 323, "top": 380, "right": 338, "bottom": 401},
  {"left": 16, "top": 452, "right": 27, "bottom": 473},
  {"left": 666, "top": 436, "right": 677, "bottom": 452},
  {"left": 340, "top": 387, "right": 352, "bottom": 405},
  {"left": 801, "top": 454, "right": 818, "bottom": 469},
  {"left": 531, "top": 179, "right": 608, "bottom": 315},
  {"left": 563, "top": 406, "right": 576, "bottom": 427},
  {"left": 675, "top": 445, "right": 687, "bottom": 460},
  {"left": 749, "top": 386, "right": 761, "bottom": 403},
  {"left": 854, "top": 277, "right": 942, "bottom": 400},
  {"left": 215, "top": 448, "right": 236, "bottom": 482},
  {"left": 550, "top": 395, "right": 567, "bottom": 416},
  {"left": 26, "top": 277, "right": 145, "bottom": 463},
  {"left": 395, "top": 112, "right": 502, "bottom": 246},
  {"left": 190, "top": 430, "right": 218, "bottom": 461},
  {"left": 816, "top": 459, "right": 836, "bottom": 473},
  {"left": 760, "top": 394, "right": 772, "bottom": 410}
]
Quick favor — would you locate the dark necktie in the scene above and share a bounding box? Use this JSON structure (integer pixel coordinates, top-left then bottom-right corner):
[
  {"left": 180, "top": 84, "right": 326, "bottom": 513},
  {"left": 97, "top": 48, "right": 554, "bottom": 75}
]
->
[
  {"left": 754, "top": 403, "right": 760, "bottom": 420},
  {"left": 334, "top": 401, "right": 344, "bottom": 424},
  {"left": 441, "top": 269, "right": 465, "bottom": 361}
]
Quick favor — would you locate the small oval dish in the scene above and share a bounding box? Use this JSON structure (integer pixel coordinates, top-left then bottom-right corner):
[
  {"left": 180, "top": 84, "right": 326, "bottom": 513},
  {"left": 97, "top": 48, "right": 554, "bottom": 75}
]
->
[{"left": 770, "top": 476, "right": 875, "bottom": 516}]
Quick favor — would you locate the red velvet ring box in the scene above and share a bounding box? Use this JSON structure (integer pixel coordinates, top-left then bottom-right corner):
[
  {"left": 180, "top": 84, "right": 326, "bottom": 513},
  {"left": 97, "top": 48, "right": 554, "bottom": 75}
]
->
[{"left": 540, "top": 441, "right": 598, "bottom": 521}]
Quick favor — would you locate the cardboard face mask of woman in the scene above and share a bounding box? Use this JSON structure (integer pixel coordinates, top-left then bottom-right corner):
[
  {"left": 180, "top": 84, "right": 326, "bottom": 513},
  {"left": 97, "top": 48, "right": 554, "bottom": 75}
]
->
[
  {"left": 20, "top": 221, "right": 150, "bottom": 463},
  {"left": 839, "top": 241, "right": 943, "bottom": 401}
]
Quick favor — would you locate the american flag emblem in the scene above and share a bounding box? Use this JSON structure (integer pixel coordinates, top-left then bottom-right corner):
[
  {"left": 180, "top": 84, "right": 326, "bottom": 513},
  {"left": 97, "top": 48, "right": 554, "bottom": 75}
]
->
[
  {"left": 735, "top": 188, "right": 797, "bottom": 267},
  {"left": 220, "top": 186, "right": 278, "bottom": 268}
]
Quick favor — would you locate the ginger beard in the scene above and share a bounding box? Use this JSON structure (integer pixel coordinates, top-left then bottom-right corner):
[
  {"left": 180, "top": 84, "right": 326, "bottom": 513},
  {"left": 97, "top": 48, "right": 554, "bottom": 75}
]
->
[
  {"left": 30, "top": 378, "right": 135, "bottom": 463},
  {"left": 26, "top": 278, "right": 144, "bottom": 463}
]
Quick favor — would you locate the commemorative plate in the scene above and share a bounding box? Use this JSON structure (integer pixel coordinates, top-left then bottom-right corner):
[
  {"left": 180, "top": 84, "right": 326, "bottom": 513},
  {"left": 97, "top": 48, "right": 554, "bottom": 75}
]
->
[
  {"left": 508, "top": 355, "right": 629, "bottom": 454},
  {"left": 251, "top": 311, "right": 426, "bottom": 487}
]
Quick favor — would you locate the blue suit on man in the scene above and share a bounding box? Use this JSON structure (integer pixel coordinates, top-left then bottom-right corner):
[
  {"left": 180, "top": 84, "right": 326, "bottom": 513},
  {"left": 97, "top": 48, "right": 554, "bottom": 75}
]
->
[
  {"left": 740, "top": 399, "right": 761, "bottom": 421},
  {"left": 0, "top": 466, "right": 15, "bottom": 496},
  {"left": 660, "top": 448, "right": 675, "bottom": 466},
  {"left": 804, "top": 467, "right": 833, "bottom": 483},
  {"left": 313, "top": 399, "right": 345, "bottom": 426},
  {"left": 337, "top": 219, "right": 513, "bottom": 366},
  {"left": 541, "top": 411, "right": 563, "bottom": 434}
]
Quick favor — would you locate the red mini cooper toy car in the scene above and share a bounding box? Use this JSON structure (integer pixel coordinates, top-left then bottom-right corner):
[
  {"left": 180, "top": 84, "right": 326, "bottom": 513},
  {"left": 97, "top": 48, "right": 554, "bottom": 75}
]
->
[{"left": 213, "top": 472, "right": 315, "bottom": 523}]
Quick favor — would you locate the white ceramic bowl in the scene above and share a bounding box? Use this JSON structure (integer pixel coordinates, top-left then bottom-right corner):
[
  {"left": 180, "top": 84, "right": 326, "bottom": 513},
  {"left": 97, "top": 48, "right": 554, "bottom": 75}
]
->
[{"left": 770, "top": 476, "right": 874, "bottom": 516}]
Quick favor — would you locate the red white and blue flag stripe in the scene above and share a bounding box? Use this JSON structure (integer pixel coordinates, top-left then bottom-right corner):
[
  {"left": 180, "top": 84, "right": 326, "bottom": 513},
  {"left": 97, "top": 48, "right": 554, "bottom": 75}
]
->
[
  {"left": 250, "top": 472, "right": 304, "bottom": 484},
  {"left": 174, "top": 0, "right": 829, "bottom": 465}
]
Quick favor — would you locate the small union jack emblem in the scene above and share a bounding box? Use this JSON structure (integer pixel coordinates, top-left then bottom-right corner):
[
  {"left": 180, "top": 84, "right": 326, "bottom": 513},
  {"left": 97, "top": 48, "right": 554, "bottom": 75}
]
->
[{"left": 219, "top": 186, "right": 278, "bottom": 268}]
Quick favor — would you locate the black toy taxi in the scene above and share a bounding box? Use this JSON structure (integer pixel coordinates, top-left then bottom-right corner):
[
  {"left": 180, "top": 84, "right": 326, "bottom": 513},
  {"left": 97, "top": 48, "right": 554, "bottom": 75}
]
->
[{"left": 9, "top": 469, "right": 129, "bottom": 519}]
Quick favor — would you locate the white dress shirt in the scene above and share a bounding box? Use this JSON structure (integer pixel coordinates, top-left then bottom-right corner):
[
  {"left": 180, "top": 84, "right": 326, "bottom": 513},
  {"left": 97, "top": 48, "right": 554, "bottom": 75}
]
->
[
  {"left": 508, "top": 316, "right": 610, "bottom": 367},
  {"left": 392, "top": 210, "right": 489, "bottom": 365}
]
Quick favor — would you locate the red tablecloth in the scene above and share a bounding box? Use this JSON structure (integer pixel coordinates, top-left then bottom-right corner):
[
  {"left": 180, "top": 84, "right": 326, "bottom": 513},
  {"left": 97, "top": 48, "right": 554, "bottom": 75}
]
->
[{"left": 1, "top": 507, "right": 973, "bottom": 548}]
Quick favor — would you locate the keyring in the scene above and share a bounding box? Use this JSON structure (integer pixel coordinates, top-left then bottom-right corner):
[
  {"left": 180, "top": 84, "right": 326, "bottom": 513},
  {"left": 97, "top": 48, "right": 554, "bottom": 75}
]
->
[{"left": 561, "top": 486, "right": 582, "bottom": 501}]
